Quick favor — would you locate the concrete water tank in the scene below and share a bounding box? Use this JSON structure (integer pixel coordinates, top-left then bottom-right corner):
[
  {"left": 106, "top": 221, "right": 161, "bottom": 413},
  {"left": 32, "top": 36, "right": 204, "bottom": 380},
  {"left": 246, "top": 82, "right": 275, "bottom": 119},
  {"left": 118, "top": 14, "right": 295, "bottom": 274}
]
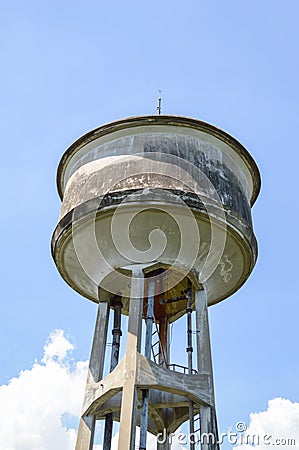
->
[{"left": 52, "top": 115, "right": 260, "bottom": 319}]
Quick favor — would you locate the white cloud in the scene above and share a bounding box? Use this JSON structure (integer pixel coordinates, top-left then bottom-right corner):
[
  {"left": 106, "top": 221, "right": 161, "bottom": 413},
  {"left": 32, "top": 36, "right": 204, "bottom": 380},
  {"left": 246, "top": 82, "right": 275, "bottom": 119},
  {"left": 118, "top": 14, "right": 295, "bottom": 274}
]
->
[
  {"left": 0, "top": 330, "right": 87, "bottom": 450},
  {"left": 233, "top": 398, "right": 299, "bottom": 449},
  {"left": 42, "top": 329, "right": 74, "bottom": 363}
]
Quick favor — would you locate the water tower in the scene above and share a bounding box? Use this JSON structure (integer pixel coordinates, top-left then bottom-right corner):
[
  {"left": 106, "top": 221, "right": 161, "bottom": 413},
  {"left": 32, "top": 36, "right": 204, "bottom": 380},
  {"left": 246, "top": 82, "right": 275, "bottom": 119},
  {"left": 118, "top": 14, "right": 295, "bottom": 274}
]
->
[{"left": 51, "top": 115, "right": 260, "bottom": 449}]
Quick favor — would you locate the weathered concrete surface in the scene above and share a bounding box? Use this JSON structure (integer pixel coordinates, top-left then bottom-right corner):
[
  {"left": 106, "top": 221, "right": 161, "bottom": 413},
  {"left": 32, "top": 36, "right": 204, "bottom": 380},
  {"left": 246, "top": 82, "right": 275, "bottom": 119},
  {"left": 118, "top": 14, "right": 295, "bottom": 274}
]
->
[
  {"left": 59, "top": 143, "right": 252, "bottom": 225},
  {"left": 56, "top": 115, "right": 260, "bottom": 206}
]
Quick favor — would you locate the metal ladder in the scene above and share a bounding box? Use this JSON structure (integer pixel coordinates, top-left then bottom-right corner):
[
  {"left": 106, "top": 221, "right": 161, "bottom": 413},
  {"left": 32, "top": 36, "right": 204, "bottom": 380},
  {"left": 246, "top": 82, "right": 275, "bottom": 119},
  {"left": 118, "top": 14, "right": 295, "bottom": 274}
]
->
[
  {"left": 150, "top": 314, "right": 167, "bottom": 366},
  {"left": 194, "top": 413, "right": 200, "bottom": 434},
  {"left": 151, "top": 326, "right": 161, "bottom": 364},
  {"left": 194, "top": 413, "right": 201, "bottom": 445}
]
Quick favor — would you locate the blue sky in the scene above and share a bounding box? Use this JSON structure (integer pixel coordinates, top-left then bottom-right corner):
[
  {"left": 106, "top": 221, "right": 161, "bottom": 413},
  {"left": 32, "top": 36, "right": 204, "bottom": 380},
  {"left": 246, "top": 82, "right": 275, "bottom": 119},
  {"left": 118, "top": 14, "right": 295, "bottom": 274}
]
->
[{"left": 0, "top": 0, "right": 299, "bottom": 448}]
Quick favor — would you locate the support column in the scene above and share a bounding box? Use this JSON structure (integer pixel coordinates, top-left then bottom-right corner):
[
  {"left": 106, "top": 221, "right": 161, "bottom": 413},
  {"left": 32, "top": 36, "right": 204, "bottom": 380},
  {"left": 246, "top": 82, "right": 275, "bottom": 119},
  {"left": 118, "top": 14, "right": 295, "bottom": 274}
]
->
[
  {"left": 103, "top": 296, "right": 123, "bottom": 450},
  {"left": 75, "top": 300, "right": 110, "bottom": 450},
  {"left": 140, "top": 279, "right": 155, "bottom": 449},
  {"left": 195, "top": 289, "right": 219, "bottom": 450},
  {"left": 118, "top": 267, "right": 144, "bottom": 450}
]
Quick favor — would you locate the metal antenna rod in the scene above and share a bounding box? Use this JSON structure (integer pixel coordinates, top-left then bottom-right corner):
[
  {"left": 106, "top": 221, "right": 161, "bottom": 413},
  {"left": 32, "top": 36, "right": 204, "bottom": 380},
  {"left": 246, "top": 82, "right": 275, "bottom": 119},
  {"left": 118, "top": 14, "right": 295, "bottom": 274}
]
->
[{"left": 157, "top": 90, "right": 162, "bottom": 115}]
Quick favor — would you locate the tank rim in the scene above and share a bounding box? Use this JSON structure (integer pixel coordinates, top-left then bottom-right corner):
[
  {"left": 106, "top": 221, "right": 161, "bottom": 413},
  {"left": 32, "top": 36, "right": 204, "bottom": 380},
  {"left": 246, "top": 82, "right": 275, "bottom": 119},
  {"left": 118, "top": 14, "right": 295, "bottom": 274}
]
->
[{"left": 56, "top": 115, "right": 261, "bottom": 206}]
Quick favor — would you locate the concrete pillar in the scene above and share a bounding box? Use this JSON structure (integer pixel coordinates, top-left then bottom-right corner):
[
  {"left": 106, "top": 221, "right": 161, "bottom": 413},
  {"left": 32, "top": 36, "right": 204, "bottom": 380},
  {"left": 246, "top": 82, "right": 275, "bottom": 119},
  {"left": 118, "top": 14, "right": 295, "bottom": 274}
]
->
[
  {"left": 195, "top": 289, "right": 219, "bottom": 450},
  {"left": 118, "top": 267, "right": 144, "bottom": 450},
  {"left": 140, "top": 279, "right": 155, "bottom": 449},
  {"left": 75, "top": 300, "right": 110, "bottom": 450},
  {"left": 195, "top": 290, "right": 212, "bottom": 375}
]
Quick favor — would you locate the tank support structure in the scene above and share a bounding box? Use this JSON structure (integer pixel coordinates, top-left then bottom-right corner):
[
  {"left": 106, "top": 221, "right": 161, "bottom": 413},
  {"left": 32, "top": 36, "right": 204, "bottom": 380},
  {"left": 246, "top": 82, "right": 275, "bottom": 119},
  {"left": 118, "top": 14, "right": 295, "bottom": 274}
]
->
[{"left": 75, "top": 268, "right": 219, "bottom": 450}]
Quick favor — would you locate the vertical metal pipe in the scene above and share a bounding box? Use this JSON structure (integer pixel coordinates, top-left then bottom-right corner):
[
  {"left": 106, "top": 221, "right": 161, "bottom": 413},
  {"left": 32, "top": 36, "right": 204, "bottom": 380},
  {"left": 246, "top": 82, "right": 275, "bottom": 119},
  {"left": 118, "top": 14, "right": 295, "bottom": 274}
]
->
[
  {"left": 103, "top": 297, "right": 122, "bottom": 450},
  {"left": 139, "top": 389, "right": 149, "bottom": 450},
  {"left": 103, "top": 415, "right": 113, "bottom": 450},
  {"left": 110, "top": 298, "right": 123, "bottom": 371},
  {"left": 139, "top": 279, "right": 155, "bottom": 450},
  {"left": 186, "top": 281, "right": 195, "bottom": 450}
]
